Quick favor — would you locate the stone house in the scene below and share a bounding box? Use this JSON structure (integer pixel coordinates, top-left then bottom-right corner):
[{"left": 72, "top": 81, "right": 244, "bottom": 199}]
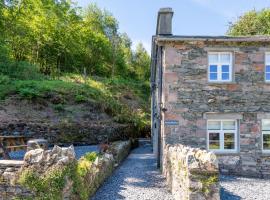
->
[{"left": 151, "top": 8, "right": 270, "bottom": 178}]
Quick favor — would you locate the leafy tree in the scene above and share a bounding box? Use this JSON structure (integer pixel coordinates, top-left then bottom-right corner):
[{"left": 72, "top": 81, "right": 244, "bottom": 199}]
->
[
  {"left": 0, "top": 1, "right": 150, "bottom": 80},
  {"left": 132, "top": 43, "right": 151, "bottom": 80},
  {"left": 228, "top": 9, "right": 270, "bottom": 36}
]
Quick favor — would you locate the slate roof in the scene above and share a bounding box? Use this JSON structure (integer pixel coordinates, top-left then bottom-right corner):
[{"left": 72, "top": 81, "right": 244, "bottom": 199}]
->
[{"left": 155, "top": 35, "right": 270, "bottom": 42}]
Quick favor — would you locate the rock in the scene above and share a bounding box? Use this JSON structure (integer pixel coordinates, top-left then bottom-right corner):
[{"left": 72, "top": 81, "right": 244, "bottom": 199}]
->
[
  {"left": 24, "top": 149, "right": 44, "bottom": 164},
  {"left": 23, "top": 145, "right": 75, "bottom": 167}
]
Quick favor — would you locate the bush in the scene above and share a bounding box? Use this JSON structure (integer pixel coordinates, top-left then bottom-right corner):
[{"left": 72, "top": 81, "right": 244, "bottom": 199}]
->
[
  {"left": 53, "top": 104, "right": 65, "bottom": 112},
  {"left": 0, "top": 74, "right": 10, "bottom": 84},
  {"left": 75, "top": 94, "right": 88, "bottom": 103},
  {"left": 18, "top": 88, "right": 40, "bottom": 99},
  {"left": 84, "top": 152, "right": 98, "bottom": 162},
  {"left": 0, "top": 61, "right": 44, "bottom": 80}
]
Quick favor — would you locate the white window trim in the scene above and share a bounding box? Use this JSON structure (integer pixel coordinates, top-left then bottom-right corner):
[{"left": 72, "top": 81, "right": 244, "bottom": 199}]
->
[
  {"left": 207, "top": 119, "right": 238, "bottom": 153},
  {"left": 265, "top": 52, "right": 270, "bottom": 82},
  {"left": 261, "top": 119, "right": 270, "bottom": 153},
  {"left": 208, "top": 52, "right": 233, "bottom": 83}
]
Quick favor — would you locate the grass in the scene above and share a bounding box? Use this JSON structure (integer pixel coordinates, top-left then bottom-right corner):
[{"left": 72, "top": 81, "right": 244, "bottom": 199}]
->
[{"left": 0, "top": 73, "right": 150, "bottom": 131}]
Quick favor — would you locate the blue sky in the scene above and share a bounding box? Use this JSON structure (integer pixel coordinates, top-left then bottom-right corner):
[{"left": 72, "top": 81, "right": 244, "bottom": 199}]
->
[{"left": 77, "top": 0, "right": 270, "bottom": 52}]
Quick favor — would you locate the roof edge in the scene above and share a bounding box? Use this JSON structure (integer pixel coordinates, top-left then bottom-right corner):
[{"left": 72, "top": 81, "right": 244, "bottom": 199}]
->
[{"left": 154, "top": 35, "right": 270, "bottom": 42}]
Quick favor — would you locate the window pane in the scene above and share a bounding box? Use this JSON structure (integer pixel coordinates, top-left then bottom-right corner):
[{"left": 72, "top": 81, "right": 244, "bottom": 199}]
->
[
  {"left": 210, "top": 73, "right": 217, "bottom": 80},
  {"left": 266, "top": 55, "right": 270, "bottom": 64},
  {"left": 223, "top": 121, "right": 236, "bottom": 130},
  {"left": 222, "top": 65, "right": 229, "bottom": 73},
  {"left": 208, "top": 121, "right": 221, "bottom": 130},
  {"left": 209, "top": 133, "right": 220, "bottom": 149},
  {"left": 266, "top": 65, "right": 270, "bottom": 72},
  {"left": 220, "top": 54, "right": 231, "bottom": 63},
  {"left": 210, "top": 65, "right": 218, "bottom": 72},
  {"left": 209, "top": 54, "right": 218, "bottom": 63},
  {"left": 263, "top": 134, "right": 270, "bottom": 150},
  {"left": 266, "top": 73, "right": 270, "bottom": 81},
  {"left": 224, "top": 133, "right": 235, "bottom": 149},
  {"left": 262, "top": 120, "right": 270, "bottom": 131},
  {"left": 222, "top": 73, "right": 229, "bottom": 80}
]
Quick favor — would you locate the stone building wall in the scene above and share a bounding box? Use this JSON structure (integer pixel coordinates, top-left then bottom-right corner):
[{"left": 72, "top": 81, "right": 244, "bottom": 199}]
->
[
  {"left": 160, "top": 40, "right": 270, "bottom": 178},
  {"left": 163, "top": 144, "right": 219, "bottom": 200}
]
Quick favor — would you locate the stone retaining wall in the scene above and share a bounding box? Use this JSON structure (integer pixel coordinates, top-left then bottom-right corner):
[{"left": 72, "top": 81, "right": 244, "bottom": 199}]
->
[
  {"left": 0, "top": 122, "right": 135, "bottom": 145},
  {"left": 0, "top": 140, "right": 131, "bottom": 200},
  {"left": 163, "top": 144, "right": 220, "bottom": 200}
]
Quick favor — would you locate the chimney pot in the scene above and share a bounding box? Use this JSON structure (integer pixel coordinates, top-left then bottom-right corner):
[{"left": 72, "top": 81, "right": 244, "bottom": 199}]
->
[{"left": 156, "top": 8, "right": 174, "bottom": 35}]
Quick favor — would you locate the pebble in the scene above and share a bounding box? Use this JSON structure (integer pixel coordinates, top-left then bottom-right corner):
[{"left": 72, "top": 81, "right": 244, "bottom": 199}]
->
[
  {"left": 220, "top": 175, "right": 270, "bottom": 200},
  {"left": 91, "top": 142, "right": 173, "bottom": 200}
]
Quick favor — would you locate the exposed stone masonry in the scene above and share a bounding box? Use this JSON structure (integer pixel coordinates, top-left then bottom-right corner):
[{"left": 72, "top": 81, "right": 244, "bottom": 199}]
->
[
  {"left": 160, "top": 40, "right": 270, "bottom": 178},
  {"left": 163, "top": 144, "right": 219, "bottom": 200}
]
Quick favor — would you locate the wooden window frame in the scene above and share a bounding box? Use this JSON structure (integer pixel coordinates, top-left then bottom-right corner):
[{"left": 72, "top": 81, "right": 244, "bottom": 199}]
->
[
  {"left": 262, "top": 119, "right": 270, "bottom": 153},
  {"left": 207, "top": 119, "right": 238, "bottom": 153},
  {"left": 265, "top": 52, "right": 270, "bottom": 82},
  {"left": 208, "top": 52, "right": 233, "bottom": 83}
]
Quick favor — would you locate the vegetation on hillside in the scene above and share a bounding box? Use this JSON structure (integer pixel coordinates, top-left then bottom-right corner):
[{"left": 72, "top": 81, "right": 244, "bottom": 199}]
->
[
  {"left": 0, "top": 1, "right": 151, "bottom": 132},
  {"left": 228, "top": 9, "right": 270, "bottom": 36}
]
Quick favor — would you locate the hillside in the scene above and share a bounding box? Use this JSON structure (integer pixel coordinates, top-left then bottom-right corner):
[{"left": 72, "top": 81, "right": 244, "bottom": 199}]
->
[{"left": 0, "top": 74, "right": 150, "bottom": 144}]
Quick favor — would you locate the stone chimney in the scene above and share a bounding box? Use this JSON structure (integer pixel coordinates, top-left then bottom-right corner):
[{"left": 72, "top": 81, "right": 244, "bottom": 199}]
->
[{"left": 156, "top": 8, "right": 174, "bottom": 35}]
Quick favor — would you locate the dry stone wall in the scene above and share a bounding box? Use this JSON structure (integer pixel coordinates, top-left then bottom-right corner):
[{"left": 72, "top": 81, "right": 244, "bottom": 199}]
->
[
  {"left": 163, "top": 144, "right": 220, "bottom": 200},
  {"left": 0, "top": 122, "right": 135, "bottom": 145},
  {"left": 0, "top": 140, "right": 131, "bottom": 200}
]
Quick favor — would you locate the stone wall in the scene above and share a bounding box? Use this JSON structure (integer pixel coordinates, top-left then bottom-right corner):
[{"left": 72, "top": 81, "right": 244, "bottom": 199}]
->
[
  {"left": 163, "top": 144, "right": 219, "bottom": 200},
  {"left": 0, "top": 140, "right": 131, "bottom": 200},
  {"left": 159, "top": 40, "right": 270, "bottom": 177},
  {"left": 0, "top": 122, "right": 135, "bottom": 145}
]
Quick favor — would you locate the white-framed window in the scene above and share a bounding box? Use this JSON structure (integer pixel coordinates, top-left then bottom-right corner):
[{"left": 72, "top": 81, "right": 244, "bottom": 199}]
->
[
  {"left": 265, "top": 53, "right": 270, "bottom": 82},
  {"left": 208, "top": 52, "right": 233, "bottom": 82},
  {"left": 207, "top": 120, "right": 237, "bottom": 153},
  {"left": 262, "top": 119, "right": 270, "bottom": 152}
]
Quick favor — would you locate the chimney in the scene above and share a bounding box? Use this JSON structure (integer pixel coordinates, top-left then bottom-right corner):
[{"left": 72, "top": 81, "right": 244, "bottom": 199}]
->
[{"left": 156, "top": 8, "right": 174, "bottom": 35}]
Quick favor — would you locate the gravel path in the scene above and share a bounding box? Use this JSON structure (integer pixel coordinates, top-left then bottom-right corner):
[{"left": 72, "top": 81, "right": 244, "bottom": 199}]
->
[
  {"left": 220, "top": 175, "right": 270, "bottom": 200},
  {"left": 91, "top": 141, "right": 173, "bottom": 200}
]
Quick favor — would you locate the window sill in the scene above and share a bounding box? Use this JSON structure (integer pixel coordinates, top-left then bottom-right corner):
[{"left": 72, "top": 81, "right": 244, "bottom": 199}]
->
[
  {"left": 208, "top": 150, "right": 239, "bottom": 155},
  {"left": 207, "top": 81, "right": 235, "bottom": 84}
]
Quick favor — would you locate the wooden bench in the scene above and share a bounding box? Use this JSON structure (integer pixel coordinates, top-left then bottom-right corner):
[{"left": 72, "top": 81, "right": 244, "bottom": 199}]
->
[{"left": 0, "top": 136, "right": 30, "bottom": 159}]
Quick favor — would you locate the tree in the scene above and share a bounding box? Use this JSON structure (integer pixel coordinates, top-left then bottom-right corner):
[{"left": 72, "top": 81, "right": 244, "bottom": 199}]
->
[
  {"left": 228, "top": 9, "right": 270, "bottom": 36},
  {"left": 0, "top": 1, "right": 150, "bottom": 80},
  {"left": 132, "top": 43, "right": 151, "bottom": 80}
]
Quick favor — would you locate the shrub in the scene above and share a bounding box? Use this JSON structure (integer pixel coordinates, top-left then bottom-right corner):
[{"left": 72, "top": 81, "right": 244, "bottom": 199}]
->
[
  {"left": 0, "top": 74, "right": 10, "bottom": 84},
  {"left": 0, "top": 61, "right": 44, "bottom": 80},
  {"left": 53, "top": 104, "right": 65, "bottom": 112},
  {"left": 84, "top": 152, "right": 98, "bottom": 162},
  {"left": 18, "top": 88, "right": 40, "bottom": 99},
  {"left": 19, "top": 166, "right": 67, "bottom": 200},
  {"left": 75, "top": 94, "right": 88, "bottom": 103}
]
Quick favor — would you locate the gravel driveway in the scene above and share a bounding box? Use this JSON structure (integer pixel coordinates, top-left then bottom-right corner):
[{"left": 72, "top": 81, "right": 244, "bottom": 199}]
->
[
  {"left": 220, "top": 175, "right": 270, "bottom": 200},
  {"left": 91, "top": 141, "right": 173, "bottom": 200}
]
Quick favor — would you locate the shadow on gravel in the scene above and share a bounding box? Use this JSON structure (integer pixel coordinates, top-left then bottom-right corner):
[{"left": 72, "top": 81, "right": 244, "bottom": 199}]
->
[
  {"left": 220, "top": 187, "right": 241, "bottom": 200},
  {"left": 91, "top": 144, "right": 173, "bottom": 200},
  {"left": 220, "top": 175, "right": 238, "bottom": 182}
]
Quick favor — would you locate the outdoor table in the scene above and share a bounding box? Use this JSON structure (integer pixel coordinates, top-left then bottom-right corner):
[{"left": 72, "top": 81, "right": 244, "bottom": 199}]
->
[{"left": 0, "top": 136, "right": 29, "bottom": 159}]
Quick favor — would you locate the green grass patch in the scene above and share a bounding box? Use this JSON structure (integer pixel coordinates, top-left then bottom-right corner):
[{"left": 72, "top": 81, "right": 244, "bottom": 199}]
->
[{"left": 0, "top": 73, "right": 150, "bottom": 131}]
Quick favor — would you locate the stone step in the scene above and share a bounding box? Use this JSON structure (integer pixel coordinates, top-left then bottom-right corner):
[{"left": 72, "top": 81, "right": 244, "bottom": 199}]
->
[{"left": 0, "top": 160, "right": 24, "bottom": 168}]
